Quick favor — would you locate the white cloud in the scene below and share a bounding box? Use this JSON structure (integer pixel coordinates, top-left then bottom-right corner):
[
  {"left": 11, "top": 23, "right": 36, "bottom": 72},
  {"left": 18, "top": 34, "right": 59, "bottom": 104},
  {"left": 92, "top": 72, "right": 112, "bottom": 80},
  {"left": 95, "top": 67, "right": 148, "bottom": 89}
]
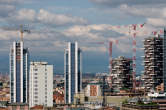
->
[
  {"left": 82, "top": 46, "right": 107, "bottom": 52},
  {"left": 8, "top": 9, "right": 36, "bottom": 22},
  {"left": 89, "top": 0, "right": 166, "bottom": 29},
  {"left": 3, "top": 8, "right": 88, "bottom": 27},
  {"left": 37, "top": 9, "right": 87, "bottom": 26},
  {"left": 90, "top": 0, "right": 166, "bottom": 7},
  {"left": 147, "top": 18, "right": 166, "bottom": 27},
  {"left": 120, "top": 4, "right": 163, "bottom": 18}
]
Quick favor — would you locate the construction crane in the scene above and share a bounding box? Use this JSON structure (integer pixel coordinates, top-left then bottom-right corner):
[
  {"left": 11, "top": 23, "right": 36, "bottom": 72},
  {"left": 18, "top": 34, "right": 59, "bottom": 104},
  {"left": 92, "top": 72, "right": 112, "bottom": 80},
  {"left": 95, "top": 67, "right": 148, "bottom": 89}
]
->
[
  {"left": 88, "top": 40, "right": 119, "bottom": 89},
  {"left": 128, "top": 23, "right": 145, "bottom": 92},
  {"left": 20, "top": 24, "right": 30, "bottom": 42},
  {"left": 0, "top": 24, "right": 30, "bottom": 41}
]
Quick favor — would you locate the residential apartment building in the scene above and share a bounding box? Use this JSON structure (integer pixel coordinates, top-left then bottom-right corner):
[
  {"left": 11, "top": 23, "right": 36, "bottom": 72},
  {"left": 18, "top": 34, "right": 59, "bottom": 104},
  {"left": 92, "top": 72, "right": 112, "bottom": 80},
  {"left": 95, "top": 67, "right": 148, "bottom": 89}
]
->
[
  {"left": 143, "top": 35, "right": 163, "bottom": 92},
  {"left": 29, "top": 62, "right": 53, "bottom": 107},
  {"left": 111, "top": 56, "right": 133, "bottom": 92}
]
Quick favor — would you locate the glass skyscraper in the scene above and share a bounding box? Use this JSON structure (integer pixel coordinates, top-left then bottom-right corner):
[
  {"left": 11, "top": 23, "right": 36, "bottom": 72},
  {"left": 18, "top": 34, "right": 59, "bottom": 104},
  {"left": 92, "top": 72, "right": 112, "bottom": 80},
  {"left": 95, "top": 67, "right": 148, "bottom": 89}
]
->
[
  {"left": 64, "top": 42, "right": 82, "bottom": 104},
  {"left": 10, "top": 41, "right": 29, "bottom": 103}
]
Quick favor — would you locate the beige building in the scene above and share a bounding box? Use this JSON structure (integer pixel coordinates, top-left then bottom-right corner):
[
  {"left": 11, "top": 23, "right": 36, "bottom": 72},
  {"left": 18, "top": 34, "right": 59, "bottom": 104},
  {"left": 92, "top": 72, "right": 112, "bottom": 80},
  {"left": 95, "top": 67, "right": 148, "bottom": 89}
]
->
[{"left": 74, "top": 83, "right": 129, "bottom": 109}]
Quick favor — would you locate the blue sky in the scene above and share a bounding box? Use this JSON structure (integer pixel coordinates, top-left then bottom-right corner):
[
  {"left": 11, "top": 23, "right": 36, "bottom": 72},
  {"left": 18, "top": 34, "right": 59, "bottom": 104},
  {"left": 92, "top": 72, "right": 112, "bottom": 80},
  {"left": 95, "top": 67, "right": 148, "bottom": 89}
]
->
[{"left": 0, "top": 0, "right": 165, "bottom": 74}]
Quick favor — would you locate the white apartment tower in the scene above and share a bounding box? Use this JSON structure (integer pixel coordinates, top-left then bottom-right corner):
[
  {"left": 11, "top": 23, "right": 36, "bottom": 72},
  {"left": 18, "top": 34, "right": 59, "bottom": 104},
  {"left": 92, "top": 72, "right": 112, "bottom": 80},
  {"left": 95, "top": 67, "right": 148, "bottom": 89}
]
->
[
  {"left": 29, "top": 62, "right": 53, "bottom": 107},
  {"left": 10, "top": 41, "right": 29, "bottom": 103},
  {"left": 64, "top": 42, "right": 82, "bottom": 104}
]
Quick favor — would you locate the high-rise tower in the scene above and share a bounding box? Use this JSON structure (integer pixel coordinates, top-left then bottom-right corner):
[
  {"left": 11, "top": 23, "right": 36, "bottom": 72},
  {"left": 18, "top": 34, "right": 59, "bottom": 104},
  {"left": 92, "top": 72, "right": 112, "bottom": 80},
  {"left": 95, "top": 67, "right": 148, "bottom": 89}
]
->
[
  {"left": 143, "top": 35, "right": 163, "bottom": 92},
  {"left": 111, "top": 56, "right": 133, "bottom": 92},
  {"left": 64, "top": 42, "right": 82, "bottom": 104},
  {"left": 10, "top": 41, "right": 29, "bottom": 103}
]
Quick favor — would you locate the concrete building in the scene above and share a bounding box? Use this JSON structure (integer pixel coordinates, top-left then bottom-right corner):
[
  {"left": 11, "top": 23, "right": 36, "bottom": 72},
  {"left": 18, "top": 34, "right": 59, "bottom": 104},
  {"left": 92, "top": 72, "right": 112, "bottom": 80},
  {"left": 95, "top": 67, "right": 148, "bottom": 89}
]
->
[
  {"left": 29, "top": 62, "right": 53, "bottom": 107},
  {"left": 9, "top": 41, "right": 29, "bottom": 103},
  {"left": 74, "top": 92, "right": 129, "bottom": 109},
  {"left": 111, "top": 56, "right": 133, "bottom": 92},
  {"left": 143, "top": 35, "right": 163, "bottom": 92},
  {"left": 64, "top": 42, "right": 82, "bottom": 104}
]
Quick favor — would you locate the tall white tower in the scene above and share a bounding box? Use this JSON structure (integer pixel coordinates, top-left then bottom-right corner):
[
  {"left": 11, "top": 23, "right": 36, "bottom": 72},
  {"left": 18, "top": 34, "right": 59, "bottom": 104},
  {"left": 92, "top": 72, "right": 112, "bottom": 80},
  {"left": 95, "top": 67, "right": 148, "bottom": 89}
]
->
[
  {"left": 10, "top": 41, "right": 29, "bottom": 103},
  {"left": 64, "top": 42, "right": 82, "bottom": 104}
]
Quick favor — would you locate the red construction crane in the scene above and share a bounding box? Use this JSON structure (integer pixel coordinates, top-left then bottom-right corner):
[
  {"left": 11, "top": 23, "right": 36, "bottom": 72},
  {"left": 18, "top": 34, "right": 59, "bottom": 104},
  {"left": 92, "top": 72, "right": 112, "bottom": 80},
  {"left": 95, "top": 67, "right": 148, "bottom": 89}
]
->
[
  {"left": 129, "top": 23, "right": 145, "bottom": 92},
  {"left": 90, "top": 40, "right": 119, "bottom": 88}
]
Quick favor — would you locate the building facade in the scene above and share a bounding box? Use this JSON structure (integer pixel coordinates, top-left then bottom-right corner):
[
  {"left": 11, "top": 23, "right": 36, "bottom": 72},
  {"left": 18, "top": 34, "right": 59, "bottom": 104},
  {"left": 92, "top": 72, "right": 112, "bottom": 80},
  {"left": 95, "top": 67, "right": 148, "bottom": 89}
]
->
[
  {"left": 64, "top": 42, "right": 82, "bottom": 104},
  {"left": 29, "top": 62, "right": 53, "bottom": 107},
  {"left": 85, "top": 83, "right": 102, "bottom": 97},
  {"left": 111, "top": 56, "right": 133, "bottom": 92},
  {"left": 164, "top": 29, "right": 166, "bottom": 92},
  {"left": 143, "top": 36, "right": 163, "bottom": 92},
  {"left": 10, "top": 41, "right": 29, "bottom": 103}
]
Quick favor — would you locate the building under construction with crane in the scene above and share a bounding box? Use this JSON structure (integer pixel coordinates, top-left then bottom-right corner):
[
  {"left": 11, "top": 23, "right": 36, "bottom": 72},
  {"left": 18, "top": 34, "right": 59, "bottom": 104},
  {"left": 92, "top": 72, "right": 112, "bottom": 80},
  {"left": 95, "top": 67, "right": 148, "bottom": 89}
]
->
[
  {"left": 9, "top": 25, "right": 30, "bottom": 103},
  {"left": 143, "top": 31, "right": 166, "bottom": 92},
  {"left": 111, "top": 56, "right": 133, "bottom": 93}
]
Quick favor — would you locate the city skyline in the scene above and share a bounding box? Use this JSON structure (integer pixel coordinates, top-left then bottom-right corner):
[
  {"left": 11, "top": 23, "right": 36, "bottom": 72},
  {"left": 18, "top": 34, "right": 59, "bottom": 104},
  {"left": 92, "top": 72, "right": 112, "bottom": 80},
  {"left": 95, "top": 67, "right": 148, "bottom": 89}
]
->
[{"left": 0, "top": 0, "right": 166, "bottom": 74}]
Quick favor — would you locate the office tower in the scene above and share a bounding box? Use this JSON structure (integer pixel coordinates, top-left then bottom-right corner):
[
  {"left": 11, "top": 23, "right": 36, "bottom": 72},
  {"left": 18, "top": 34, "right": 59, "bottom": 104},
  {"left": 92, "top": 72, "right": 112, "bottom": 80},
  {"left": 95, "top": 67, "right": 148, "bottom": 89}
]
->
[
  {"left": 29, "top": 62, "right": 53, "bottom": 107},
  {"left": 10, "top": 41, "right": 29, "bottom": 103},
  {"left": 111, "top": 56, "right": 133, "bottom": 92},
  {"left": 64, "top": 42, "right": 82, "bottom": 104},
  {"left": 143, "top": 35, "right": 163, "bottom": 92}
]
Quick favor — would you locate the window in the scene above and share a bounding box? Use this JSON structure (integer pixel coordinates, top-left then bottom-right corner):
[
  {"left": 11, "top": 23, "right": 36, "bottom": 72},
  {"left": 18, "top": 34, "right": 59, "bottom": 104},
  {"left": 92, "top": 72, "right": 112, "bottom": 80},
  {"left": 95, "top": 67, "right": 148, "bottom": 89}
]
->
[{"left": 34, "top": 69, "right": 38, "bottom": 71}]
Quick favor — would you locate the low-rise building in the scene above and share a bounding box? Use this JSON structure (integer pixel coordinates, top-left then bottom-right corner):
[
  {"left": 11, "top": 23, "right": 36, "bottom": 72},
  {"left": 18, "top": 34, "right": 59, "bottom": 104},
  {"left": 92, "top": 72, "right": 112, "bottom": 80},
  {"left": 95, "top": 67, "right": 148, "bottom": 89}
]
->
[{"left": 7, "top": 103, "right": 29, "bottom": 110}]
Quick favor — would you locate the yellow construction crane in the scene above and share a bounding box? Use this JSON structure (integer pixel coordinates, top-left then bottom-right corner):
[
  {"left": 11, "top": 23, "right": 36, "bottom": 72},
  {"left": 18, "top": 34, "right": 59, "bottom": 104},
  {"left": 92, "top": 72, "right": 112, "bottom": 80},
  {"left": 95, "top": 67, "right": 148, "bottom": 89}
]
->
[{"left": 20, "top": 24, "right": 30, "bottom": 42}]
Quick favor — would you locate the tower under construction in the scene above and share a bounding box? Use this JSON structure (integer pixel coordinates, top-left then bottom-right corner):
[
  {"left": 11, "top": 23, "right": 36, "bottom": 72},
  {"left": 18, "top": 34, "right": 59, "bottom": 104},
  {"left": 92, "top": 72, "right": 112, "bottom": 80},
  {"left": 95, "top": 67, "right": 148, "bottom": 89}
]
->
[
  {"left": 143, "top": 35, "right": 163, "bottom": 92},
  {"left": 111, "top": 56, "right": 133, "bottom": 93}
]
